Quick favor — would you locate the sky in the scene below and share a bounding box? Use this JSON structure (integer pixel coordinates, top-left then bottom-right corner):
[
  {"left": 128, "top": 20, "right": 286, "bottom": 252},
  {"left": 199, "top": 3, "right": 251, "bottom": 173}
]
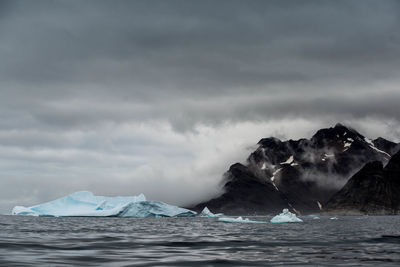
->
[{"left": 1, "top": 0, "right": 400, "bottom": 213}]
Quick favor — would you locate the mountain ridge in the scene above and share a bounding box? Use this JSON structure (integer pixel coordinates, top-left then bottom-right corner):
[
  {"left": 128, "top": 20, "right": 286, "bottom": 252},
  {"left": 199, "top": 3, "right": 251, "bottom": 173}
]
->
[
  {"left": 323, "top": 150, "right": 400, "bottom": 215},
  {"left": 193, "top": 123, "right": 399, "bottom": 215}
]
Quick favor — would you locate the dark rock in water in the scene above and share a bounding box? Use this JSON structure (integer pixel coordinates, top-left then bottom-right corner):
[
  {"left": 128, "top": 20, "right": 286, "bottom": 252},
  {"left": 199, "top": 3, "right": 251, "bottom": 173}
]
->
[
  {"left": 324, "top": 151, "right": 400, "bottom": 215},
  {"left": 193, "top": 123, "right": 399, "bottom": 215}
]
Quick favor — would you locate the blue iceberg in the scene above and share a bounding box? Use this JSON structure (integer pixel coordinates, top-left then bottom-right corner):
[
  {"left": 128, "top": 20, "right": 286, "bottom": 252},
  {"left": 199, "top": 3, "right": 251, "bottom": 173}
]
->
[
  {"left": 11, "top": 191, "right": 197, "bottom": 218},
  {"left": 199, "top": 207, "right": 223, "bottom": 217},
  {"left": 270, "top": 209, "right": 303, "bottom": 223},
  {"left": 218, "top": 216, "right": 266, "bottom": 223}
]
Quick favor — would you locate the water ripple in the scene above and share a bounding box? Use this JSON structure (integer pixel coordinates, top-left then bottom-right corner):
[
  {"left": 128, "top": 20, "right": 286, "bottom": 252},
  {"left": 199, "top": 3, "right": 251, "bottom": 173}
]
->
[{"left": 1, "top": 215, "right": 400, "bottom": 266}]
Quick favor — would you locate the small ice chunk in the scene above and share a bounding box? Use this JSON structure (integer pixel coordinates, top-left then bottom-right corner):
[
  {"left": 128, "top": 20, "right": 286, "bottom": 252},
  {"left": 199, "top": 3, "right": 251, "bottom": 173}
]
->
[
  {"left": 199, "top": 207, "right": 223, "bottom": 217},
  {"left": 330, "top": 217, "right": 338, "bottom": 220},
  {"left": 270, "top": 209, "right": 303, "bottom": 223},
  {"left": 306, "top": 214, "right": 320, "bottom": 220},
  {"left": 218, "top": 216, "right": 266, "bottom": 223}
]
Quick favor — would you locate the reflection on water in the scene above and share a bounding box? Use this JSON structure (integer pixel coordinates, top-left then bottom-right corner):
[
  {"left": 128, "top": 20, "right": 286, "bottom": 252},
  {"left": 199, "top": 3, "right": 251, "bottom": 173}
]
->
[{"left": 1, "top": 215, "right": 400, "bottom": 266}]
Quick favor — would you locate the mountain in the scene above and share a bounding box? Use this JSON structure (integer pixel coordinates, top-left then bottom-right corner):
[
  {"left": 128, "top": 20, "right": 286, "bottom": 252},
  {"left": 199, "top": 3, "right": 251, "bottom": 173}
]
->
[
  {"left": 193, "top": 123, "right": 399, "bottom": 215},
  {"left": 323, "top": 151, "right": 400, "bottom": 215}
]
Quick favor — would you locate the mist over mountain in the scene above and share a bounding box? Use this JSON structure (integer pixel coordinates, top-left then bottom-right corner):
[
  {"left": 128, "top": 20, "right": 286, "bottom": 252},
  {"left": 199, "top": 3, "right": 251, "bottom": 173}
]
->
[{"left": 194, "top": 124, "right": 400, "bottom": 215}]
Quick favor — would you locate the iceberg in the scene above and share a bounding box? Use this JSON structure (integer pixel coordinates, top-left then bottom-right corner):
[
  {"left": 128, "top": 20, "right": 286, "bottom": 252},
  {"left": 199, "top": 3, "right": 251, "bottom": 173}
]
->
[
  {"left": 218, "top": 216, "right": 266, "bottom": 223},
  {"left": 270, "top": 209, "right": 303, "bottom": 223},
  {"left": 11, "top": 191, "right": 197, "bottom": 218},
  {"left": 199, "top": 207, "right": 223, "bottom": 217},
  {"left": 117, "top": 201, "right": 197, "bottom": 218},
  {"left": 306, "top": 214, "right": 320, "bottom": 220}
]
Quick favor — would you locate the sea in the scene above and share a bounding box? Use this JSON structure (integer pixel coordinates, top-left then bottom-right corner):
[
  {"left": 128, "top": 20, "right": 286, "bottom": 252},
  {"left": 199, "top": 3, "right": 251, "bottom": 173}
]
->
[{"left": 0, "top": 215, "right": 400, "bottom": 266}]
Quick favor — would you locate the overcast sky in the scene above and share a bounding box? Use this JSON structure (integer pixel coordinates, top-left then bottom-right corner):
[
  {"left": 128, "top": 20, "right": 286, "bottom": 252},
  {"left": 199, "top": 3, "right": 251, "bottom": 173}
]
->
[{"left": 1, "top": 0, "right": 400, "bottom": 213}]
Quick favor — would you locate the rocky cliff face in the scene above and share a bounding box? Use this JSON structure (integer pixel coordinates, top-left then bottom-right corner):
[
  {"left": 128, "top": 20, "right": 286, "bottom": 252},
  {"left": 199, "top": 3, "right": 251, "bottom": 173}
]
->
[
  {"left": 324, "top": 151, "right": 400, "bottom": 215},
  {"left": 194, "top": 123, "right": 399, "bottom": 215}
]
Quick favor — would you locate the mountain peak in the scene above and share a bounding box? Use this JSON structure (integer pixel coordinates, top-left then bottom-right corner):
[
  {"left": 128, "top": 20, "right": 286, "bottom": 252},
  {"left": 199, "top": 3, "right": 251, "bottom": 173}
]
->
[
  {"left": 334, "top": 122, "right": 346, "bottom": 128},
  {"left": 257, "top": 137, "right": 282, "bottom": 147},
  {"left": 310, "top": 123, "right": 364, "bottom": 150},
  {"left": 373, "top": 137, "right": 400, "bottom": 156},
  {"left": 194, "top": 124, "right": 399, "bottom": 215},
  {"left": 332, "top": 123, "right": 361, "bottom": 135}
]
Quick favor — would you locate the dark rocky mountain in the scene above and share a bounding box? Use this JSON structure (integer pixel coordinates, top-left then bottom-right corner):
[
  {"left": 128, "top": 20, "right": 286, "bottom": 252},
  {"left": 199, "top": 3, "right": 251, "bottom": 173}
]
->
[
  {"left": 324, "top": 151, "right": 400, "bottom": 215},
  {"left": 372, "top": 137, "right": 400, "bottom": 156},
  {"left": 193, "top": 123, "right": 399, "bottom": 215}
]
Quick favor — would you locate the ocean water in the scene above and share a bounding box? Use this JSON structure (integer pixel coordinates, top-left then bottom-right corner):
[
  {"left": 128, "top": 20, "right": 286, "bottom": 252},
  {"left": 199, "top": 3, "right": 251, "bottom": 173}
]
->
[{"left": 0, "top": 215, "right": 400, "bottom": 266}]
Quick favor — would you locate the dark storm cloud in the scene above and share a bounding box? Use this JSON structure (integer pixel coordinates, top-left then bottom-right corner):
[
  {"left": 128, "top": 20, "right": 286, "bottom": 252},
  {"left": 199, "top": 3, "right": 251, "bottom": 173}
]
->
[
  {"left": 1, "top": 0, "right": 400, "bottom": 123},
  {"left": 1, "top": 0, "right": 400, "bottom": 213},
  {"left": 2, "top": 0, "right": 400, "bottom": 90}
]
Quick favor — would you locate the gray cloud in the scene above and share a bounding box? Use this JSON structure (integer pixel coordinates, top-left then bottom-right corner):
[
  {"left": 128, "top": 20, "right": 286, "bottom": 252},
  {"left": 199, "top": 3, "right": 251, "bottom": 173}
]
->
[{"left": 1, "top": 0, "right": 400, "bottom": 213}]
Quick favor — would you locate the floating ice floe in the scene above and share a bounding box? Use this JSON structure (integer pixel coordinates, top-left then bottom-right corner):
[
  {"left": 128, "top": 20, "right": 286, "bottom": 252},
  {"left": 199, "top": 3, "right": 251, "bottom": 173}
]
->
[
  {"left": 11, "top": 191, "right": 197, "bottom": 218},
  {"left": 270, "top": 209, "right": 303, "bottom": 223},
  {"left": 330, "top": 217, "right": 339, "bottom": 220},
  {"left": 218, "top": 216, "right": 266, "bottom": 223},
  {"left": 306, "top": 214, "right": 320, "bottom": 220},
  {"left": 199, "top": 207, "right": 223, "bottom": 217}
]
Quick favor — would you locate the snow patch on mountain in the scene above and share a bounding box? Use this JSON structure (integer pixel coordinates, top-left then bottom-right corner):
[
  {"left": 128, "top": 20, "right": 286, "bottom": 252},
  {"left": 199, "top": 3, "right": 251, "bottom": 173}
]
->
[
  {"left": 271, "top": 168, "right": 282, "bottom": 182},
  {"left": 281, "top": 155, "right": 294, "bottom": 165},
  {"left": 343, "top": 140, "right": 353, "bottom": 151},
  {"left": 365, "top": 137, "right": 391, "bottom": 158},
  {"left": 261, "top": 162, "right": 267, "bottom": 170}
]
